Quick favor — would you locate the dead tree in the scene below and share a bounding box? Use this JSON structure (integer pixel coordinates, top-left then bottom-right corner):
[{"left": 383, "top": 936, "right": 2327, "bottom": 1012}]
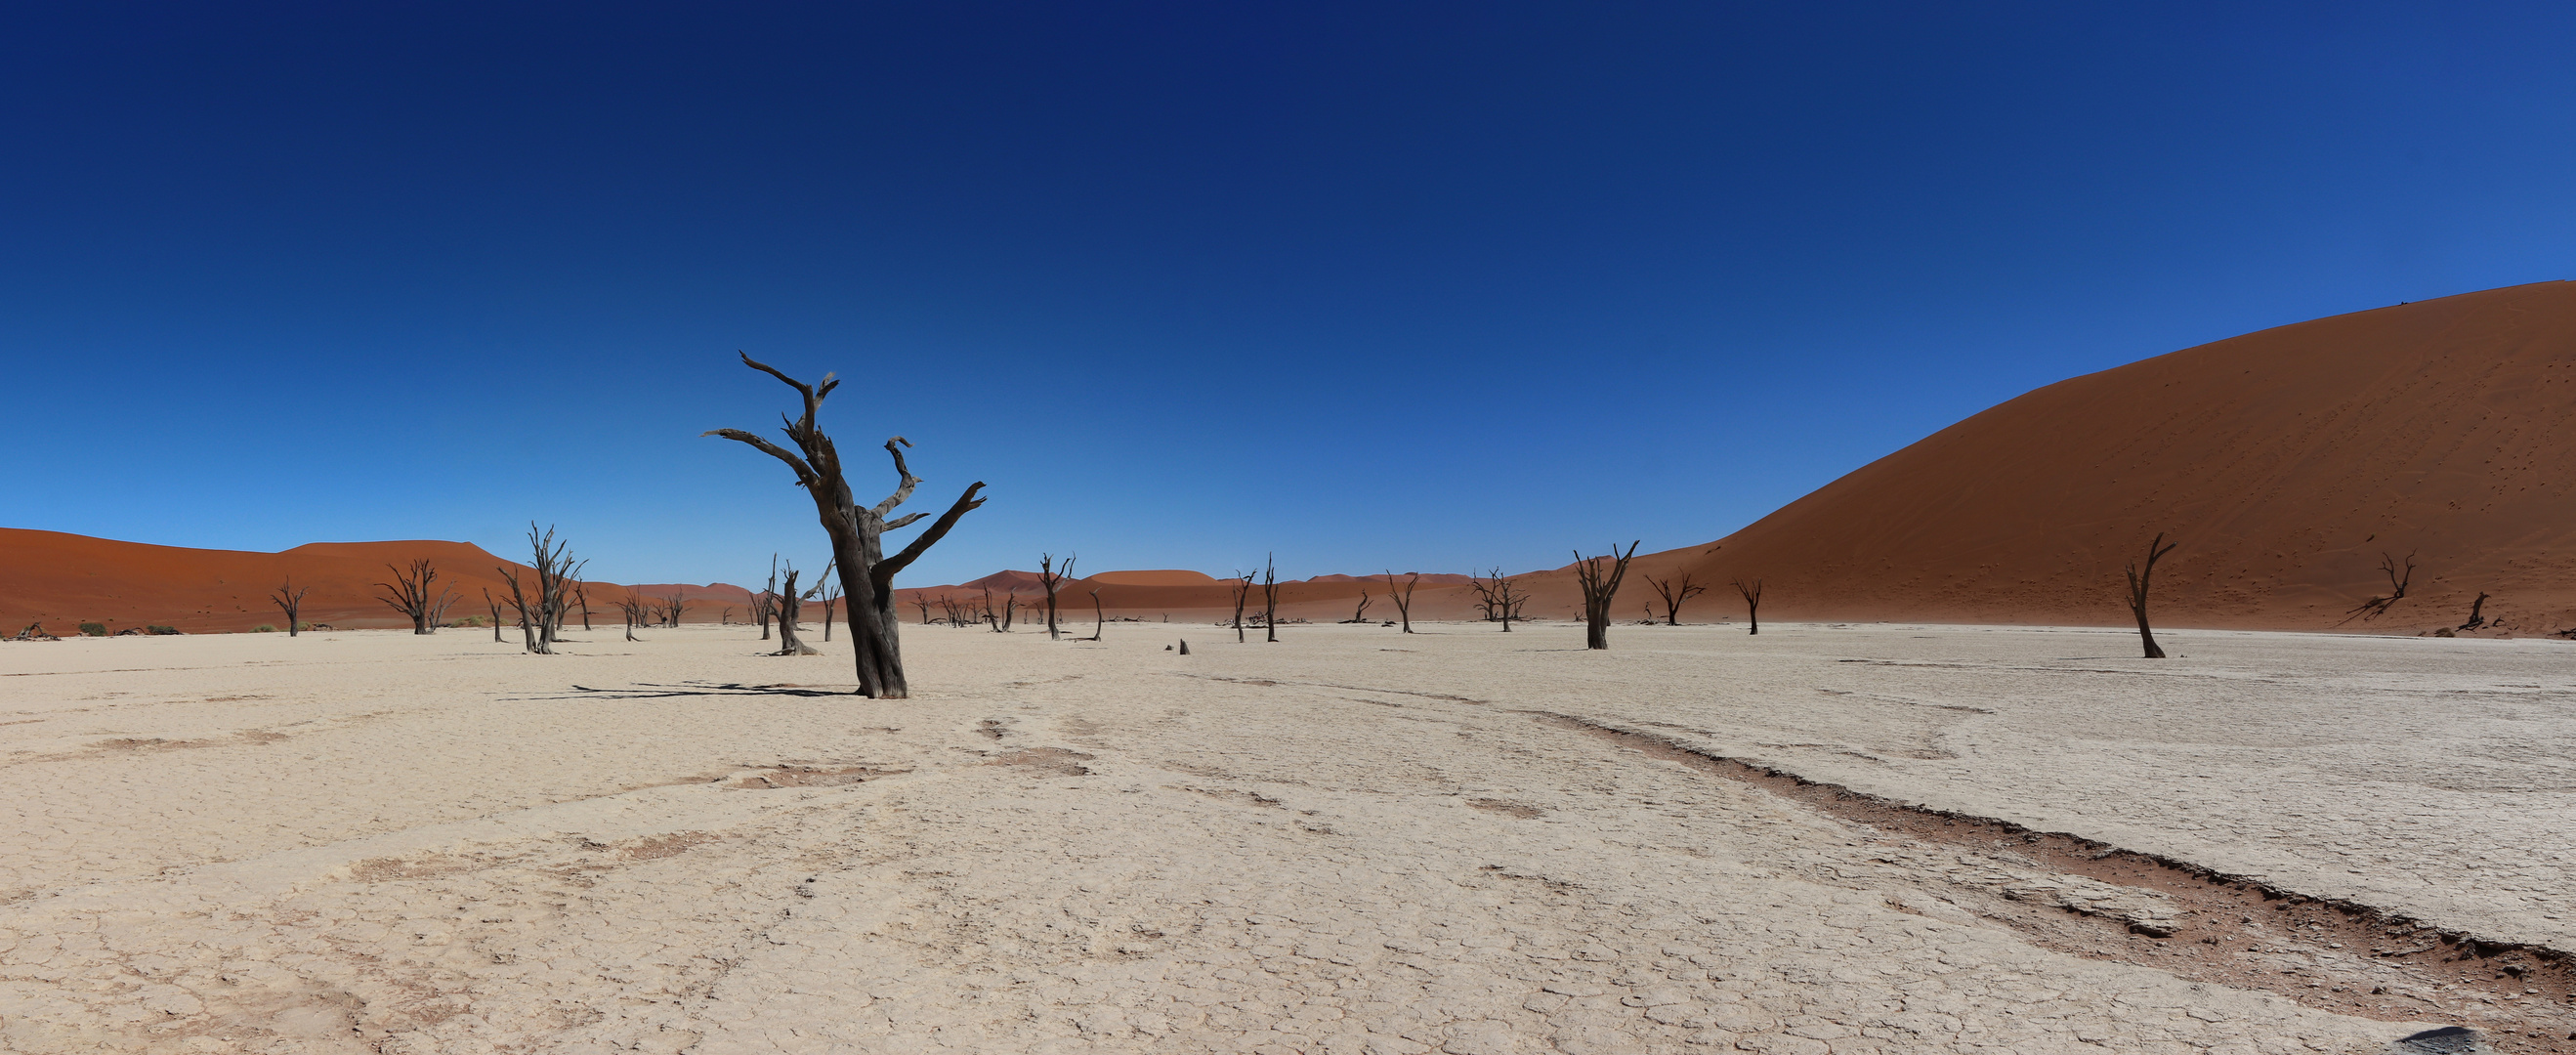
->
[
  {"left": 1035, "top": 553, "right": 1077, "bottom": 640},
  {"left": 1644, "top": 572, "right": 1707, "bottom": 626},
  {"left": 374, "top": 559, "right": 457, "bottom": 634},
  {"left": 1261, "top": 555, "right": 1281, "bottom": 643},
  {"left": 1468, "top": 568, "right": 1531, "bottom": 631},
  {"left": 663, "top": 590, "right": 687, "bottom": 628},
  {"left": 911, "top": 595, "right": 932, "bottom": 624},
  {"left": 1732, "top": 577, "right": 1764, "bottom": 636},
  {"left": 1340, "top": 591, "right": 1372, "bottom": 624},
  {"left": 2342, "top": 551, "right": 2417, "bottom": 624},
  {"left": 271, "top": 578, "right": 311, "bottom": 637},
  {"left": 573, "top": 583, "right": 592, "bottom": 631},
  {"left": 484, "top": 589, "right": 505, "bottom": 642},
  {"left": 982, "top": 585, "right": 1006, "bottom": 632},
  {"left": 1231, "top": 569, "right": 1257, "bottom": 643},
  {"left": 754, "top": 555, "right": 781, "bottom": 640},
  {"left": 2124, "top": 533, "right": 2177, "bottom": 658},
  {"left": 705, "top": 355, "right": 987, "bottom": 696},
  {"left": 496, "top": 524, "right": 586, "bottom": 654},
  {"left": 1573, "top": 542, "right": 1640, "bottom": 650},
  {"left": 1086, "top": 588, "right": 1105, "bottom": 642},
  {"left": 821, "top": 576, "right": 843, "bottom": 641},
  {"left": 2460, "top": 591, "right": 2492, "bottom": 631},
  {"left": 613, "top": 593, "right": 649, "bottom": 642},
  {"left": 774, "top": 565, "right": 822, "bottom": 655},
  {"left": 1383, "top": 570, "right": 1419, "bottom": 633},
  {"left": 998, "top": 593, "right": 1015, "bottom": 631}
]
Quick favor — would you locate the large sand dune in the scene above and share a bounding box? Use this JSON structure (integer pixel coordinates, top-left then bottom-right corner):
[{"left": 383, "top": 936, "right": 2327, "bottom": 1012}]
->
[{"left": 1636, "top": 280, "right": 2576, "bottom": 632}]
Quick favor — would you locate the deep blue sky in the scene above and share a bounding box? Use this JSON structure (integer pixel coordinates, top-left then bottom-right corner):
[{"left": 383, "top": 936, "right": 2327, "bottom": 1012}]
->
[{"left": 4, "top": 2, "right": 2571, "bottom": 586}]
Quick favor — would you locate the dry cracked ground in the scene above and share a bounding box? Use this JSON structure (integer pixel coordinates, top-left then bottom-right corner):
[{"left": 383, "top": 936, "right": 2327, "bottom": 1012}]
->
[{"left": 3, "top": 620, "right": 2570, "bottom": 1055}]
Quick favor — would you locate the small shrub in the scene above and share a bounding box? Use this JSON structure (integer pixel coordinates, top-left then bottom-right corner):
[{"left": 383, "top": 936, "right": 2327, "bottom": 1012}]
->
[
  {"left": 450, "top": 615, "right": 487, "bottom": 628},
  {"left": 77, "top": 622, "right": 108, "bottom": 637},
  {"left": 252, "top": 624, "right": 277, "bottom": 633},
  {"left": 147, "top": 625, "right": 179, "bottom": 635}
]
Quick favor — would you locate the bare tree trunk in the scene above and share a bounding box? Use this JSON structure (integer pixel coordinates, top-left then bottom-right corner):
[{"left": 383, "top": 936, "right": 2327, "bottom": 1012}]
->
[
  {"left": 496, "top": 524, "right": 585, "bottom": 655},
  {"left": 1645, "top": 573, "right": 1706, "bottom": 626},
  {"left": 2125, "top": 534, "right": 2176, "bottom": 658},
  {"left": 1382, "top": 570, "right": 1417, "bottom": 633},
  {"left": 374, "top": 559, "right": 456, "bottom": 634},
  {"left": 2460, "top": 591, "right": 2491, "bottom": 631},
  {"left": 1468, "top": 568, "right": 1529, "bottom": 631},
  {"left": 615, "top": 593, "right": 646, "bottom": 642},
  {"left": 1037, "top": 553, "right": 1073, "bottom": 641},
  {"left": 1731, "top": 577, "right": 1763, "bottom": 636},
  {"left": 574, "top": 584, "right": 592, "bottom": 631},
  {"left": 271, "top": 578, "right": 309, "bottom": 637},
  {"left": 1573, "top": 542, "right": 1640, "bottom": 650},
  {"left": 1340, "top": 591, "right": 1372, "bottom": 623},
  {"left": 486, "top": 590, "right": 504, "bottom": 642},
  {"left": 1232, "top": 569, "right": 1255, "bottom": 643},
  {"left": 1261, "top": 555, "right": 1280, "bottom": 643},
  {"left": 706, "top": 355, "right": 985, "bottom": 697},
  {"left": 758, "top": 555, "right": 779, "bottom": 640},
  {"left": 775, "top": 567, "right": 821, "bottom": 655},
  {"left": 2341, "top": 550, "right": 2417, "bottom": 624},
  {"left": 1086, "top": 589, "right": 1105, "bottom": 642}
]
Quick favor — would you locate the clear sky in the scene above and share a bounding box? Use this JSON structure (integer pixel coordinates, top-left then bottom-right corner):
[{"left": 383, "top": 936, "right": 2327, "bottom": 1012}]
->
[{"left": 4, "top": 2, "right": 2571, "bottom": 587}]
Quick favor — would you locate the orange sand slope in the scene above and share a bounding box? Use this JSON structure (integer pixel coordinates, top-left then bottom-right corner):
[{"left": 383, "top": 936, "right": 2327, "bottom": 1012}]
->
[
  {"left": 0, "top": 530, "right": 751, "bottom": 635},
  {"left": 1634, "top": 280, "right": 2576, "bottom": 632}
]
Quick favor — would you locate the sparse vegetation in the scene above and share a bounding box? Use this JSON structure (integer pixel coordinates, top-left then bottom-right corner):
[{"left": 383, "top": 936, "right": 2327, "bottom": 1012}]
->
[
  {"left": 375, "top": 559, "right": 458, "bottom": 634},
  {"left": 78, "top": 621, "right": 109, "bottom": 637}
]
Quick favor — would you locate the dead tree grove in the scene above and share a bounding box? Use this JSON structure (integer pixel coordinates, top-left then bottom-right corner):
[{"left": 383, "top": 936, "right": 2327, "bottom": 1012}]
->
[
  {"left": 1573, "top": 542, "right": 1640, "bottom": 650},
  {"left": 1383, "top": 570, "right": 1418, "bottom": 633},
  {"left": 705, "top": 353, "right": 986, "bottom": 698},
  {"left": 271, "top": 578, "right": 310, "bottom": 638},
  {"left": 2124, "top": 533, "right": 2176, "bottom": 658},
  {"left": 496, "top": 524, "right": 586, "bottom": 654},
  {"left": 1731, "top": 577, "right": 1764, "bottom": 635},
  {"left": 374, "top": 559, "right": 458, "bottom": 634},
  {"left": 1467, "top": 567, "right": 1530, "bottom": 631},
  {"left": 1645, "top": 572, "right": 1707, "bottom": 626},
  {"left": 1037, "top": 553, "right": 1074, "bottom": 640}
]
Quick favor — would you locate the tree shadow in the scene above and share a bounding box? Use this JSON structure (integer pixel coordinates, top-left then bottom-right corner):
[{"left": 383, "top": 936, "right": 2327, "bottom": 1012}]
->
[{"left": 513, "top": 680, "right": 858, "bottom": 701}]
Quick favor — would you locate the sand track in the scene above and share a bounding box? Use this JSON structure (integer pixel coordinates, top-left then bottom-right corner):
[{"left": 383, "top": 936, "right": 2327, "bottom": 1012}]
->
[{"left": 3, "top": 622, "right": 2562, "bottom": 1053}]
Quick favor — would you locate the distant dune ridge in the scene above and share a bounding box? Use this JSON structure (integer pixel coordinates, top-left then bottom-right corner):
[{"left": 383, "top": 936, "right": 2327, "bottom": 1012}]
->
[
  {"left": 0, "top": 530, "right": 753, "bottom": 635},
  {"left": 9, "top": 282, "right": 2574, "bottom": 636}
]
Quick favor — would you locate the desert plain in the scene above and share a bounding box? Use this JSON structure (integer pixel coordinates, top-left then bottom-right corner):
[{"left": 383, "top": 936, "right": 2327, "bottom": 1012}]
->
[{"left": 4, "top": 620, "right": 2568, "bottom": 1055}]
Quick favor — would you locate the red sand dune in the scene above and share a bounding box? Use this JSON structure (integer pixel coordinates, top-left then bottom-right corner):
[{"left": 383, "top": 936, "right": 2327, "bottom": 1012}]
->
[
  {"left": 1619, "top": 280, "right": 2576, "bottom": 633},
  {"left": 0, "top": 530, "right": 749, "bottom": 635}
]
